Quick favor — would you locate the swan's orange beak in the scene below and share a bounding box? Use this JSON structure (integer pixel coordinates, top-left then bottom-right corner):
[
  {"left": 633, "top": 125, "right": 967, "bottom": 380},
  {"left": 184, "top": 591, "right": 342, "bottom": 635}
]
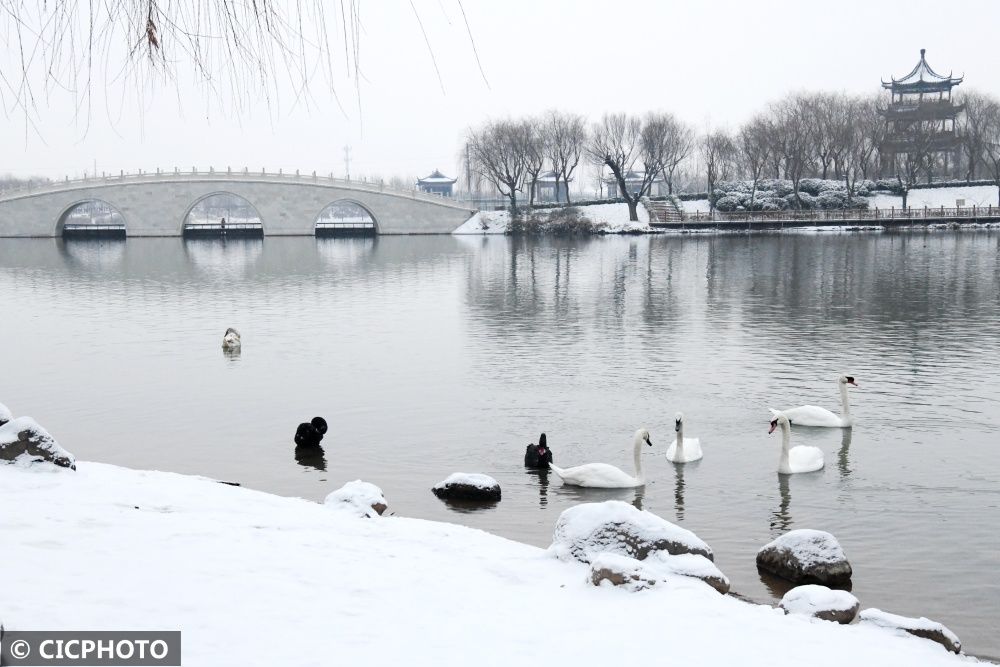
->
[{"left": 768, "top": 421, "right": 778, "bottom": 434}]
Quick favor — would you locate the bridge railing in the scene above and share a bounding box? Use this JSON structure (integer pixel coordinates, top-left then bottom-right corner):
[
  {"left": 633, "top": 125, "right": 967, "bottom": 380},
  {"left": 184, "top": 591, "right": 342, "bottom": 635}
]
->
[{"left": 0, "top": 169, "right": 468, "bottom": 208}]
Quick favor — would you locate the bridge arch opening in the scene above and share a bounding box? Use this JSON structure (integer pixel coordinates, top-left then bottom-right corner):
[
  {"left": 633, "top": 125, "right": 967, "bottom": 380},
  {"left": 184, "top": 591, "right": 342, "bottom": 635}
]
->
[
  {"left": 57, "top": 199, "right": 126, "bottom": 239},
  {"left": 183, "top": 192, "right": 263, "bottom": 238},
  {"left": 315, "top": 200, "right": 378, "bottom": 237}
]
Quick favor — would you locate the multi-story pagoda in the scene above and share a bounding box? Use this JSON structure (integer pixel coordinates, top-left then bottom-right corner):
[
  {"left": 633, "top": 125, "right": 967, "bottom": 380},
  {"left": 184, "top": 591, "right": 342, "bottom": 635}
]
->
[{"left": 880, "top": 49, "right": 964, "bottom": 181}]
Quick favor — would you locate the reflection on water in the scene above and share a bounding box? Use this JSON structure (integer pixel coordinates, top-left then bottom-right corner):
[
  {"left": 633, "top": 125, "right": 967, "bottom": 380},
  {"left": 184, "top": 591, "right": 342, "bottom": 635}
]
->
[
  {"left": 60, "top": 239, "right": 126, "bottom": 270},
  {"left": 183, "top": 239, "right": 263, "bottom": 277},
  {"left": 222, "top": 347, "right": 242, "bottom": 362},
  {"left": 294, "top": 445, "right": 327, "bottom": 472},
  {"left": 2, "top": 233, "right": 999, "bottom": 656},
  {"left": 770, "top": 474, "right": 793, "bottom": 534},
  {"left": 673, "top": 463, "right": 686, "bottom": 521},
  {"left": 524, "top": 468, "right": 550, "bottom": 509},
  {"left": 837, "top": 428, "right": 853, "bottom": 479}
]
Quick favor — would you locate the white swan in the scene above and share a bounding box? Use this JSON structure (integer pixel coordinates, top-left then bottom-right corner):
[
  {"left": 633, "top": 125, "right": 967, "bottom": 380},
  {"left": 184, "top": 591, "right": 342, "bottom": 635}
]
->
[
  {"left": 549, "top": 429, "right": 652, "bottom": 488},
  {"left": 666, "top": 412, "right": 703, "bottom": 463},
  {"left": 770, "top": 414, "right": 824, "bottom": 474},
  {"left": 222, "top": 327, "right": 242, "bottom": 350},
  {"left": 769, "top": 375, "right": 857, "bottom": 428}
]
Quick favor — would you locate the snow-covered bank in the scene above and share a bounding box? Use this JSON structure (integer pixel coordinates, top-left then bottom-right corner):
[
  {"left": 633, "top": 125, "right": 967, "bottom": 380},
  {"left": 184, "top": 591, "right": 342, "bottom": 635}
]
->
[
  {"left": 453, "top": 202, "right": 650, "bottom": 235},
  {"left": 1, "top": 462, "right": 977, "bottom": 666}
]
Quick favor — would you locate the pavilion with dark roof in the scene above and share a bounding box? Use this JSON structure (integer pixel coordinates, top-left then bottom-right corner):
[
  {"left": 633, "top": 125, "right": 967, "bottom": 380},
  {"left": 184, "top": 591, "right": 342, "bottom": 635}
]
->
[{"left": 416, "top": 170, "right": 457, "bottom": 197}]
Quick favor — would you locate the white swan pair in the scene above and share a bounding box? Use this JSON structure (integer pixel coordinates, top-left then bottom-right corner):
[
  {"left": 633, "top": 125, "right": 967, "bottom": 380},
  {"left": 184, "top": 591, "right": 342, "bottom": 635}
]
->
[
  {"left": 549, "top": 429, "right": 652, "bottom": 489},
  {"left": 769, "top": 375, "right": 857, "bottom": 428}
]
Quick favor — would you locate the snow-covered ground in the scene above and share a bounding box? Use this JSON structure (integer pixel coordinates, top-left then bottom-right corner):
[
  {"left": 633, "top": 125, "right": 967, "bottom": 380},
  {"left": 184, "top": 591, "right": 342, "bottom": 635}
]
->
[
  {"left": 680, "top": 197, "right": 712, "bottom": 214},
  {"left": 868, "top": 185, "right": 999, "bottom": 210},
  {"left": 453, "top": 202, "right": 650, "bottom": 234},
  {"left": 1, "top": 461, "right": 976, "bottom": 666}
]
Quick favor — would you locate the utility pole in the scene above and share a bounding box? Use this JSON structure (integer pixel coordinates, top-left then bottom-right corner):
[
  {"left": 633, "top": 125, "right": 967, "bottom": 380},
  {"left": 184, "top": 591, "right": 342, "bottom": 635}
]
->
[{"left": 343, "top": 145, "right": 352, "bottom": 181}]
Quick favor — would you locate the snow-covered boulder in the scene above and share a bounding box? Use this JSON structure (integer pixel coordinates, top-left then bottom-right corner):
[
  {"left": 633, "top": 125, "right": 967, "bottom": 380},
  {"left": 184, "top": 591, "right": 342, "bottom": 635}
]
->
[
  {"left": 324, "top": 480, "right": 387, "bottom": 518},
  {"left": 0, "top": 401, "right": 12, "bottom": 426},
  {"left": 222, "top": 327, "right": 241, "bottom": 350},
  {"left": 780, "top": 584, "right": 860, "bottom": 624},
  {"left": 647, "top": 552, "right": 729, "bottom": 594},
  {"left": 756, "top": 529, "right": 852, "bottom": 585},
  {"left": 0, "top": 417, "right": 76, "bottom": 470},
  {"left": 859, "top": 608, "right": 962, "bottom": 654},
  {"left": 587, "top": 551, "right": 729, "bottom": 594},
  {"left": 432, "top": 473, "right": 501, "bottom": 502},
  {"left": 589, "top": 553, "right": 658, "bottom": 591},
  {"left": 550, "top": 501, "right": 713, "bottom": 564}
]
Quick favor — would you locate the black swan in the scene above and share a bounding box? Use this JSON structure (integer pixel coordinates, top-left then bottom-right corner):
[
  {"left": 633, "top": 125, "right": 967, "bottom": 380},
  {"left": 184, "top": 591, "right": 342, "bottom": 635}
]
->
[
  {"left": 524, "top": 433, "right": 553, "bottom": 469},
  {"left": 294, "top": 416, "right": 328, "bottom": 448}
]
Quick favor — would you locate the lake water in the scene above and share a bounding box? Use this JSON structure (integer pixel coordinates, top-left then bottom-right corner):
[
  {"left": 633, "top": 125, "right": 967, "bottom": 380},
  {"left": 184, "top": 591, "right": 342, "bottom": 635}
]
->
[{"left": 2, "top": 233, "right": 998, "bottom": 658}]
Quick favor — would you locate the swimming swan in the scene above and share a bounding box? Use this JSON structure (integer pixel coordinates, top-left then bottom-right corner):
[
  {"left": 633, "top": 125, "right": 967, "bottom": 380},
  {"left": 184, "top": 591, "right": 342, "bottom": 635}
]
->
[
  {"left": 769, "top": 375, "right": 857, "bottom": 427},
  {"left": 770, "top": 414, "right": 824, "bottom": 474},
  {"left": 548, "top": 429, "right": 652, "bottom": 489},
  {"left": 666, "top": 412, "right": 703, "bottom": 463}
]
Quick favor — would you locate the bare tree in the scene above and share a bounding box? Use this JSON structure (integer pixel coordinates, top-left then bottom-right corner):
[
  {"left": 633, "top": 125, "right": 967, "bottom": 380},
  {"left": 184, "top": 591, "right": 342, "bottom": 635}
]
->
[
  {"left": 841, "top": 95, "right": 881, "bottom": 205},
  {"left": 978, "top": 98, "right": 1000, "bottom": 205},
  {"left": 467, "top": 119, "right": 528, "bottom": 213},
  {"left": 657, "top": 114, "right": 695, "bottom": 194},
  {"left": 958, "top": 90, "right": 997, "bottom": 182},
  {"left": 701, "top": 130, "right": 736, "bottom": 214},
  {"left": 770, "top": 95, "right": 814, "bottom": 208},
  {"left": 521, "top": 120, "right": 546, "bottom": 208},
  {"left": 586, "top": 113, "right": 675, "bottom": 221},
  {"left": 737, "top": 117, "right": 772, "bottom": 211},
  {"left": 542, "top": 111, "right": 587, "bottom": 204}
]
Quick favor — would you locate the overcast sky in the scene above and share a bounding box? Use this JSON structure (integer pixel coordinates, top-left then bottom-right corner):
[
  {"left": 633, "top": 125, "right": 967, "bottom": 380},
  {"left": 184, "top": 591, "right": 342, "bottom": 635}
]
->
[{"left": 1, "top": 0, "right": 997, "bottom": 181}]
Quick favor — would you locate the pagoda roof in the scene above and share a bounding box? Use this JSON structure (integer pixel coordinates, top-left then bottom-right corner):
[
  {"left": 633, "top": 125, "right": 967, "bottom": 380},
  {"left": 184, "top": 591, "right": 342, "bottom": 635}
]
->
[
  {"left": 417, "top": 169, "right": 457, "bottom": 184},
  {"left": 537, "top": 170, "right": 574, "bottom": 183},
  {"left": 882, "top": 49, "right": 963, "bottom": 89}
]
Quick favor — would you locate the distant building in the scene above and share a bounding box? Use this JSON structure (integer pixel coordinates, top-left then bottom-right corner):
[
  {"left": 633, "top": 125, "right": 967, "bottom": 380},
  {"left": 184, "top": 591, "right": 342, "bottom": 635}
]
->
[
  {"left": 536, "top": 170, "right": 572, "bottom": 203},
  {"left": 880, "top": 49, "right": 964, "bottom": 180},
  {"left": 416, "top": 170, "right": 457, "bottom": 197},
  {"left": 602, "top": 170, "right": 667, "bottom": 198}
]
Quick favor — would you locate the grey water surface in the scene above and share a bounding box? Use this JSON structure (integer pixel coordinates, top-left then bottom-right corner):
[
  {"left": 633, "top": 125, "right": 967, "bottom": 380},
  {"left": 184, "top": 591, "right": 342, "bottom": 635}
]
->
[{"left": 2, "top": 232, "right": 998, "bottom": 657}]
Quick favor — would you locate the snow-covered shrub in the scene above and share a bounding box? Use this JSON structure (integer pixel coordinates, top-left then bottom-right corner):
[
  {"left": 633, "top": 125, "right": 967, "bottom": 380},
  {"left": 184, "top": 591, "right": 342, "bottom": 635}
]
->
[
  {"left": 714, "top": 195, "right": 741, "bottom": 212},
  {"left": 817, "top": 191, "right": 848, "bottom": 210},
  {"left": 799, "top": 178, "right": 825, "bottom": 196},
  {"left": 757, "top": 198, "right": 785, "bottom": 212},
  {"left": 759, "top": 179, "right": 795, "bottom": 197},
  {"left": 784, "top": 192, "right": 817, "bottom": 210},
  {"left": 818, "top": 180, "right": 843, "bottom": 193}
]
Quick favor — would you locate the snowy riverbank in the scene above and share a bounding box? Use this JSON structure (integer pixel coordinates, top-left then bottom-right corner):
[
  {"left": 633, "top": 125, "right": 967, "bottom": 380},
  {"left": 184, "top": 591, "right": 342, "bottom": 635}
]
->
[
  {"left": 1, "top": 461, "right": 980, "bottom": 666},
  {"left": 454, "top": 201, "right": 651, "bottom": 235}
]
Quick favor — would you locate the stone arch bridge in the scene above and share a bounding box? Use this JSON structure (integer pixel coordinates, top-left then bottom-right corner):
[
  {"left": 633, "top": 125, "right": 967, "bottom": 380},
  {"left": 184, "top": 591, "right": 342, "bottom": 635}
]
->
[{"left": 0, "top": 171, "right": 476, "bottom": 237}]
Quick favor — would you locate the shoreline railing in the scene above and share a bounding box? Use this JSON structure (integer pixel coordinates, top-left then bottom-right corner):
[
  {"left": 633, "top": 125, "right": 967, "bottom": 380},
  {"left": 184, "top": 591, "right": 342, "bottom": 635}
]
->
[{"left": 679, "top": 204, "right": 1000, "bottom": 225}]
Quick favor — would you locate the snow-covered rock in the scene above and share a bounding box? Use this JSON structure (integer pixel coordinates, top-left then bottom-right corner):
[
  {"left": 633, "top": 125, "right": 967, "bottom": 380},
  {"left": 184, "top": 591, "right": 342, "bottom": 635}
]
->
[
  {"left": 324, "top": 480, "right": 387, "bottom": 518},
  {"left": 859, "top": 608, "right": 962, "bottom": 654},
  {"left": 780, "top": 585, "right": 860, "bottom": 624},
  {"left": 550, "top": 500, "right": 713, "bottom": 564},
  {"left": 0, "top": 417, "right": 76, "bottom": 470},
  {"left": 221, "top": 327, "right": 241, "bottom": 350},
  {"left": 647, "top": 552, "right": 730, "bottom": 594},
  {"left": 588, "top": 553, "right": 658, "bottom": 591},
  {"left": 432, "top": 473, "right": 501, "bottom": 502},
  {"left": 757, "top": 529, "right": 852, "bottom": 585},
  {"left": 0, "top": 401, "right": 12, "bottom": 426},
  {"left": 588, "top": 551, "right": 729, "bottom": 594}
]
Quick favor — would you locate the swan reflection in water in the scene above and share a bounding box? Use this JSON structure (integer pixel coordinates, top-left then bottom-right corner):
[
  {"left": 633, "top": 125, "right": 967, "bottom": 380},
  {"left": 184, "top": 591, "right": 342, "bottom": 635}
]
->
[
  {"left": 524, "top": 467, "right": 550, "bottom": 508},
  {"left": 294, "top": 445, "right": 327, "bottom": 472},
  {"left": 222, "top": 346, "right": 241, "bottom": 362},
  {"left": 673, "top": 463, "right": 686, "bottom": 521},
  {"left": 549, "top": 482, "right": 644, "bottom": 511},
  {"left": 769, "top": 474, "right": 792, "bottom": 534},
  {"left": 837, "top": 428, "right": 853, "bottom": 479}
]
